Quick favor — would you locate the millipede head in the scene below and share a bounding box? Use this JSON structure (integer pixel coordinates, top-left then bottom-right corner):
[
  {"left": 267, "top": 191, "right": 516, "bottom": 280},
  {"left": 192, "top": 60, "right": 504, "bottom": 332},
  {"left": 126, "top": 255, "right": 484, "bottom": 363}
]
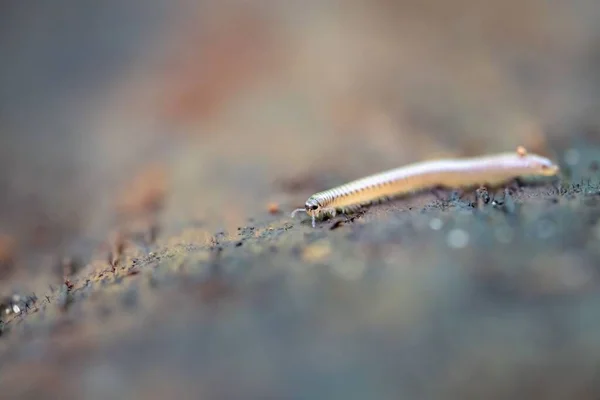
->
[
  {"left": 304, "top": 198, "right": 320, "bottom": 212},
  {"left": 290, "top": 208, "right": 317, "bottom": 227},
  {"left": 290, "top": 197, "right": 322, "bottom": 228}
]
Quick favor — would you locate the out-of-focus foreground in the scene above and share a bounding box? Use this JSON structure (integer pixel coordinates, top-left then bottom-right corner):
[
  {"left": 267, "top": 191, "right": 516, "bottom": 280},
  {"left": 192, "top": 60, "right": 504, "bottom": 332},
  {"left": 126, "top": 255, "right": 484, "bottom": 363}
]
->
[{"left": 1, "top": 1, "right": 600, "bottom": 399}]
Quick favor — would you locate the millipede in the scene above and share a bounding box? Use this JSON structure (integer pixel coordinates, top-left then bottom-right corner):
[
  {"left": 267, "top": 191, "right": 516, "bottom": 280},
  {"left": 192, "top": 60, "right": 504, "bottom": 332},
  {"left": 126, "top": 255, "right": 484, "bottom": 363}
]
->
[{"left": 291, "top": 146, "right": 560, "bottom": 227}]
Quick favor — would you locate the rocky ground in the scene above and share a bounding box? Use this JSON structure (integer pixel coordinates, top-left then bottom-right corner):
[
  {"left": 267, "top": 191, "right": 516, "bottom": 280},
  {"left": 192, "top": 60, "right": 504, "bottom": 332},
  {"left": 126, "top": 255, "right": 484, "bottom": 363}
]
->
[{"left": 2, "top": 1, "right": 600, "bottom": 399}]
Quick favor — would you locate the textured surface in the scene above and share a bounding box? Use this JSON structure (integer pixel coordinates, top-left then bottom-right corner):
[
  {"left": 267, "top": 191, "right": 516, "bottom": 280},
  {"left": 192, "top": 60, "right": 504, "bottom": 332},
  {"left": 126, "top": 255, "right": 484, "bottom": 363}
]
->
[{"left": 2, "top": 1, "right": 600, "bottom": 399}]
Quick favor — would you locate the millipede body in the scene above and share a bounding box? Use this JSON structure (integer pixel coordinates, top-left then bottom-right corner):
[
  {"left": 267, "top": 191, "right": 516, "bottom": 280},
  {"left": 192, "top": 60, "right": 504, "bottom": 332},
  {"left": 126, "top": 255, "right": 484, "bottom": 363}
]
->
[{"left": 291, "top": 146, "right": 560, "bottom": 227}]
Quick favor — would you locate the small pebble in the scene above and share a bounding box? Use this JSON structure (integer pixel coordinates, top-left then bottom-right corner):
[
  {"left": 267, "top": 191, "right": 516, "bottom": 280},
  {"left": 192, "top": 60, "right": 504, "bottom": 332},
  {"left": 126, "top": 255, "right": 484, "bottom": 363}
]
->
[
  {"left": 446, "top": 229, "right": 469, "bottom": 249},
  {"left": 267, "top": 202, "right": 280, "bottom": 214},
  {"left": 302, "top": 241, "right": 331, "bottom": 263},
  {"left": 429, "top": 218, "right": 443, "bottom": 231}
]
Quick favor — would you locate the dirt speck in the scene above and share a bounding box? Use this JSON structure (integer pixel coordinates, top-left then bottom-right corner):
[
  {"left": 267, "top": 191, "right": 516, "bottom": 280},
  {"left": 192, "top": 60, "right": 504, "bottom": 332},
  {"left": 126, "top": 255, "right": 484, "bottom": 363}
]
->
[
  {"left": 302, "top": 241, "right": 331, "bottom": 263},
  {"left": 267, "top": 202, "right": 280, "bottom": 215}
]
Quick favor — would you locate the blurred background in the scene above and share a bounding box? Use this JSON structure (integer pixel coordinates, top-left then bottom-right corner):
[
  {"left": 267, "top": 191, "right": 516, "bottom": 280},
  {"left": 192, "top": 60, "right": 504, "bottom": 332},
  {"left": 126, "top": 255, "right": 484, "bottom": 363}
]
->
[
  {"left": 3, "top": 0, "right": 600, "bottom": 294},
  {"left": 2, "top": 1, "right": 600, "bottom": 396}
]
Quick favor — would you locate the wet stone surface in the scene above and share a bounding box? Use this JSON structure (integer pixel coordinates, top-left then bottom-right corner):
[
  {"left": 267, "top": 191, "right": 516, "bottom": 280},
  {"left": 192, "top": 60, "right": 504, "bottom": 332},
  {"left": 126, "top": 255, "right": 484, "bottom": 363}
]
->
[
  {"left": 3, "top": 1, "right": 600, "bottom": 398},
  {"left": 2, "top": 174, "right": 600, "bottom": 399}
]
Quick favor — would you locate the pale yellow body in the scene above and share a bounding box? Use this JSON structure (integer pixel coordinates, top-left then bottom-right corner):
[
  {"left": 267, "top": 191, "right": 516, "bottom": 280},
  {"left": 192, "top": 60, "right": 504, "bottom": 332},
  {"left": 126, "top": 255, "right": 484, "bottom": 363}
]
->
[{"left": 291, "top": 146, "right": 560, "bottom": 227}]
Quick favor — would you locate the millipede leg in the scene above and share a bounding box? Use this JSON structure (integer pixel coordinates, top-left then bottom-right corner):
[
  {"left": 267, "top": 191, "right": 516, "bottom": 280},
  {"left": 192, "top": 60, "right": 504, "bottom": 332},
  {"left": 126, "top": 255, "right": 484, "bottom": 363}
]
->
[
  {"left": 475, "top": 186, "right": 490, "bottom": 209},
  {"left": 448, "top": 189, "right": 465, "bottom": 203},
  {"left": 506, "top": 178, "right": 522, "bottom": 194},
  {"left": 430, "top": 186, "right": 446, "bottom": 201}
]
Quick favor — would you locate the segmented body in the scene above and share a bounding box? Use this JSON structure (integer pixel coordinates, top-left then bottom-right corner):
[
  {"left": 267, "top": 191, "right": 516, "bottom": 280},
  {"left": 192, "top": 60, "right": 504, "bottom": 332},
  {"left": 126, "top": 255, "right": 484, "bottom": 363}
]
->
[{"left": 291, "top": 146, "right": 560, "bottom": 227}]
